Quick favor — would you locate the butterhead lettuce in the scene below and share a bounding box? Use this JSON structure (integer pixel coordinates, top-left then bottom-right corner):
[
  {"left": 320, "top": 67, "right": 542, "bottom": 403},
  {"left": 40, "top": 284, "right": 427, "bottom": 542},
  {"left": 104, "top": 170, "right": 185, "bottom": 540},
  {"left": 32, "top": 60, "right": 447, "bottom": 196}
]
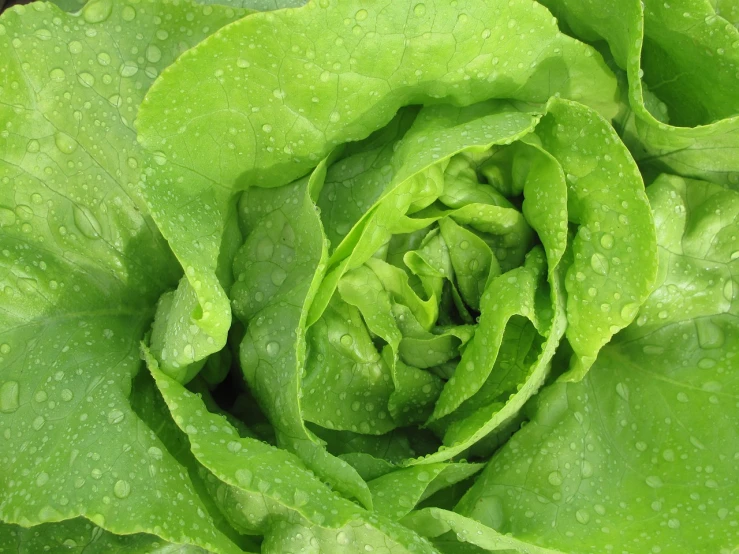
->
[{"left": 0, "top": 0, "right": 736, "bottom": 553}]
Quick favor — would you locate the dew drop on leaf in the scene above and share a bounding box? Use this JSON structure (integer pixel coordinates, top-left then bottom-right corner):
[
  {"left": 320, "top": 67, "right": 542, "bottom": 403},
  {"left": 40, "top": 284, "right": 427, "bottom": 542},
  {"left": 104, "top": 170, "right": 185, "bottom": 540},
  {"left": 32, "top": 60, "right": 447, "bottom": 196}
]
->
[
  {"left": 266, "top": 341, "right": 280, "bottom": 357},
  {"left": 54, "top": 132, "right": 77, "bottom": 154},
  {"left": 72, "top": 206, "right": 102, "bottom": 239},
  {"left": 0, "top": 381, "right": 20, "bottom": 413},
  {"left": 590, "top": 252, "right": 609, "bottom": 275},
  {"left": 113, "top": 479, "right": 131, "bottom": 498},
  {"left": 82, "top": 0, "right": 113, "bottom": 24}
]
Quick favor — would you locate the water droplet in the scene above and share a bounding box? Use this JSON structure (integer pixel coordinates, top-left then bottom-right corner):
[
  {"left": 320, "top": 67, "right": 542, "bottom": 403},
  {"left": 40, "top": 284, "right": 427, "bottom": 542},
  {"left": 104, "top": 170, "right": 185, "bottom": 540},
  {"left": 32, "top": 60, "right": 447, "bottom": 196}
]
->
[
  {"left": 340, "top": 334, "right": 353, "bottom": 347},
  {"left": 266, "top": 341, "right": 280, "bottom": 357},
  {"left": 590, "top": 253, "right": 609, "bottom": 276},
  {"left": 32, "top": 415, "right": 46, "bottom": 430},
  {"left": 293, "top": 489, "right": 309, "bottom": 506},
  {"left": 256, "top": 237, "right": 274, "bottom": 260},
  {"left": 645, "top": 475, "right": 663, "bottom": 488},
  {"left": 227, "top": 440, "right": 242, "bottom": 453},
  {"left": 77, "top": 72, "right": 95, "bottom": 88},
  {"left": 0, "top": 381, "right": 20, "bottom": 413},
  {"left": 599, "top": 233, "right": 614, "bottom": 249},
  {"left": 121, "top": 5, "right": 136, "bottom": 21},
  {"left": 146, "top": 45, "right": 161, "bottom": 63},
  {"left": 548, "top": 471, "right": 563, "bottom": 486},
  {"left": 107, "top": 409, "right": 124, "bottom": 425},
  {"left": 73, "top": 206, "right": 102, "bottom": 239},
  {"left": 34, "top": 28, "right": 52, "bottom": 40},
  {"left": 235, "top": 468, "right": 253, "bottom": 486},
  {"left": 615, "top": 382, "right": 629, "bottom": 401},
  {"left": 575, "top": 509, "right": 590, "bottom": 524},
  {"left": 49, "top": 68, "right": 65, "bottom": 82},
  {"left": 119, "top": 61, "right": 139, "bottom": 77},
  {"left": 54, "top": 132, "right": 77, "bottom": 154},
  {"left": 620, "top": 303, "right": 639, "bottom": 321},
  {"left": 82, "top": 0, "right": 112, "bottom": 23},
  {"left": 0, "top": 208, "right": 16, "bottom": 227},
  {"left": 148, "top": 446, "right": 163, "bottom": 460},
  {"left": 113, "top": 479, "right": 131, "bottom": 498},
  {"left": 67, "top": 40, "right": 83, "bottom": 55},
  {"left": 355, "top": 8, "right": 368, "bottom": 21},
  {"left": 271, "top": 268, "right": 286, "bottom": 286},
  {"left": 262, "top": 123, "right": 272, "bottom": 133},
  {"left": 146, "top": 152, "right": 166, "bottom": 168},
  {"left": 237, "top": 58, "right": 250, "bottom": 68},
  {"left": 723, "top": 279, "right": 734, "bottom": 302},
  {"left": 61, "top": 389, "right": 73, "bottom": 402},
  {"left": 15, "top": 204, "right": 32, "bottom": 221},
  {"left": 26, "top": 139, "right": 40, "bottom": 153},
  {"left": 413, "top": 3, "right": 426, "bottom": 16},
  {"left": 36, "top": 472, "right": 50, "bottom": 486},
  {"left": 96, "top": 52, "right": 111, "bottom": 66},
  {"left": 336, "top": 531, "right": 350, "bottom": 545},
  {"left": 0, "top": 344, "right": 10, "bottom": 355}
]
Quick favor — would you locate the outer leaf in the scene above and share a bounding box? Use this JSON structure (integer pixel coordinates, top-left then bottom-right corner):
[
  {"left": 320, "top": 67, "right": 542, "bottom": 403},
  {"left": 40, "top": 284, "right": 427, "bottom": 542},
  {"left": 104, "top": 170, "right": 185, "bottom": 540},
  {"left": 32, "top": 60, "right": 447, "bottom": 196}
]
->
[
  {"left": 537, "top": 99, "right": 657, "bottom": 378},
  {"left": 0, "top": 519, "right": 208, "bottom": 553},
  {"left": 135, "top": 0, "right": 619, "bottom": 369},
  {"left": 0, "top": 1, "right": 244, "bottom": 550},
  {"left": 196, "top": 0, "right": 306, "bottom": 8},
  {"left": 367, "top": 464, "right": 483, "bottom": 521},
  {"left": 456, "top": 176, "right": 738, "bottom": 554},
  {"left": 232, "top": 162, "right": 373, "bottom": 507},
  {"left": 144, "top": 351, "right": 440, "bottom": 554},
  {"left": 537, "top": 0, "right": 739, "bottom": 188},
  {"left": 403, "top": 509, "right": 562, "bottom": 554}
]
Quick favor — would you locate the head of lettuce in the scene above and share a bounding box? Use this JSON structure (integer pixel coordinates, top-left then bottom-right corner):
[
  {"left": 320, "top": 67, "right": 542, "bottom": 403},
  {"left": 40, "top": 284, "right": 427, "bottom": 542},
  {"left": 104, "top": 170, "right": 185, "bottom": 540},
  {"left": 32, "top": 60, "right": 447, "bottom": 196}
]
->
[{"left": 0, "top": 0, "right": 736, "bottom": 553}]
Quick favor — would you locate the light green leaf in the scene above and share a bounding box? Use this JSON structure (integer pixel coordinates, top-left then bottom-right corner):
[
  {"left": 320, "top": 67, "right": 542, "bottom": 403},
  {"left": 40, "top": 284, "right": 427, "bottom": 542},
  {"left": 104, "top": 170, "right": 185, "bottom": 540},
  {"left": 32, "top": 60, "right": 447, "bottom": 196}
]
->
[
  {"left": 0, "top": 0, "right": 245, "bottom": 550},
  {"left": 536, "top": 99, "right": 657, "bottom": 378},
  {"left": 368, "top": 464, "right": 483, "bottom": 521},
  {"left": 144, "top": 350, "right": 439, "bottom": 554},
  {"left": 403, "top": 509, "right": 562, "bottom": 554},
  {"left": 135, "top": 0, "right": 618, "bottom": 370},
  {"left": 537, "top": 0, "right": 739, "bottom": 188},
  {"left": 302, "top": 296, "right": 397, "bottom": 434},
  {"left": 0, "top": 518, "right": 211, "bottom": 553},
  {"left": 232, "top": 163, "right": 372, "bottom": 507},
  {"left": 456, "top": 176, "right": 738, "bottom": 554},
  {"left": 195, "top": 0, "right": 305, "bottom": 8}
]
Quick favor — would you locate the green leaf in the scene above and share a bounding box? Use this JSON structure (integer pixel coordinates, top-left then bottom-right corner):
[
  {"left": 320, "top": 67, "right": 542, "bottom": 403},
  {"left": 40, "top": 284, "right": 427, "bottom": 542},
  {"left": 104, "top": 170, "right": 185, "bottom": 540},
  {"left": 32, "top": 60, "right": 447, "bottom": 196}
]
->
[
  {"left": 0, "top": 518, "right": 211, "bottom": 553},
  {"left": 403, "top": 509, "right": 562, "bottom": 554},
  {"left": 368, "top": 464, "right": 483, "bottom": 521},
  {"left": 537, "top": 0, "right": 739, "bottom": 188},
  {"left": 456, "top": 176, "right": 738, "bottom": 554},
  {"left": 135, "top": 0, "right": 618, "bottom": 370},
  {"left": 302, "top": 296, "right": 398, "bottom": 434},
  {"left": 232, "top": 162, "right": 373, "bottom": 507},
  {"left": 536, "top": 99, "right": 657, "bottom": 378},
  {"left": 144, "top": 350, "right": 439, "bottom": 554},
  {"left": 195, "top": 0, "right": 305, "bottom": 8},
  {"left": 0, "top": 1, "right": 245, "bottom": 550}
]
